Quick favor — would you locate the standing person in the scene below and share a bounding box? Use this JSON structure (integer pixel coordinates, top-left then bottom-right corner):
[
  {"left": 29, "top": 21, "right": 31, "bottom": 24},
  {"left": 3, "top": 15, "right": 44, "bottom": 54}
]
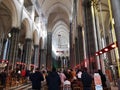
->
[
  {"left": 30, "top": 68, "right": 44, "bottom": 90},
  {"left": 63, "top": 77, "right": 71, "bottom": 90},
  {"left": 46, "top": 67, "right": 61, "bottom": 90},
  {"left": 76, "top": 69, "right": 82, "bottom": 80},
  {"left": 81, "top": 67, "right": 92, "bottom": 90},
  {"left": 1, "top": 69, "right": 7, "bottom": 87},
  {"left": 59, "top": 70, "right": 66, "bottom": 87},
  {"left": 98, "top": 69, "right": 107, "bottom": 89}
]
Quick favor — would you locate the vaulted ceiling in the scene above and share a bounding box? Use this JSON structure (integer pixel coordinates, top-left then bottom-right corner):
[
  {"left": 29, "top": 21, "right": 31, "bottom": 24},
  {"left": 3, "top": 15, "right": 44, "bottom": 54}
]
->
[
  {"left": 37, "top": 0, "right": 109, "bottom": 58},
  {"left": 38, "top": 0, "right": 73, "bottom": 57}
]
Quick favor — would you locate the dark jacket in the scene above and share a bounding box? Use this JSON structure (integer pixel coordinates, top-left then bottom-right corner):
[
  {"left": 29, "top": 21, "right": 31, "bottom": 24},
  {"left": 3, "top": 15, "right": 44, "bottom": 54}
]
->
[
  {"left": 0, "top": 71, "right": 7, "bottom": 86},
  {"left": 81, "top": 71, "right": 92, "bottom": 87},
  {"left": 98, "top": 70, "right": 107, "bottom": 87},
  {"left": 98, "top": 72, "right": 107, "bottom": 87},
  {"left": 30, "top": 71, "right": 44, "bottom": 90},
  {"left": 46, "top": 71, "right": 61, "bottom": 90}
]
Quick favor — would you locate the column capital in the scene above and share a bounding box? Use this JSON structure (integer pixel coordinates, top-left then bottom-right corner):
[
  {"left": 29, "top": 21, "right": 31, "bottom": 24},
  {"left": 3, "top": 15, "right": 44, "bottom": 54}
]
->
[
  {"left": 83, "top": 0, "right": 91, "bottom": 8},
  {"left": 25, "top": 38, "right": 32, "bottom": 42},
  {"left": 11, "top": 27, "right": 19, "bottom": 33},
  {"left": 34, "top": 45, "right": 39, "bottom": 48}
]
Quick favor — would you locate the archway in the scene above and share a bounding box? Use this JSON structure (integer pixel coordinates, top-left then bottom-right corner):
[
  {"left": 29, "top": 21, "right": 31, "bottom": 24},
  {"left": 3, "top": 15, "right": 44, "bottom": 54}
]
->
[
  {"left": 19, "top": 18, "right": 32, "bottom": 70},
  {"left": 0, "top": 0, "right": 18, "bottom": 70},
  {"left": 32, "top": 30, "right": 39, "bottom": 68}
]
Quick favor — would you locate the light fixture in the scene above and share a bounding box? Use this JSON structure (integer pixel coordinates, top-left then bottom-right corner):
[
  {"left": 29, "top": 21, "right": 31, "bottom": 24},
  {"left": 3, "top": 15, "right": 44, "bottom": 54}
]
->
[
  {"left": 95, "top": 53, "right": 98, "bottom": 56},
  {"left": 112, "top": 18, "right": 115, "bottom": 24},
  {"left": 111, "top": 44, "right": 116, "bottom": 48},
  {"left": 99, "top": 51, "right": 102, "bottom": 54},
  {"left": 95, "top": 41, "right": 117, "bottom": 56},
  {"left": 104, "top": 48, "right": 108, "bottom": 51}
]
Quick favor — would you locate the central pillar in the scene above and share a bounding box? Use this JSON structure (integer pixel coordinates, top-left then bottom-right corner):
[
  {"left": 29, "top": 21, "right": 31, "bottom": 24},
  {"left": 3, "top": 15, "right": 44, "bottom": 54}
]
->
[
  {"left": 8, "top": 28, "right": 19, "bottom": 70},
  {"left": 69, "top": 22, "right": 74, "bottom": 68},
  {"left": 40, "top": 49, "right": 46, "bottom": 68},
  {"left": 23, "top": 38, "right": 32, "bottom": 70},
  {"left": 46, "top": 32, "right": 52, "bottom": 70},
  {"left": 83, "top": 0, "right": 96, "bottom": 73},
  {"left": 33, "top": 45, "right": 39, "bottom": 68}
]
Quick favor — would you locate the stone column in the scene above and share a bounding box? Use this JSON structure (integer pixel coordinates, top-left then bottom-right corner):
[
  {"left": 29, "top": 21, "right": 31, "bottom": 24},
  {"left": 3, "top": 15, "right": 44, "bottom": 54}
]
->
[
  {"left": 83, "top": 0, "right": 96, "bottom": 73},
  {"left": 78, "top": 25, "right": 84, "bottom": 65},
  {"left": 69, "top": 22, "right": 74, "bottom": 68},
  {"left": 2, "top": 39, "right": 9, "bottom": 60},
  {"left": 40, "top": 49, "right": 46, "bottom": 68},
  {"left": 75, "top": 38, "right": 79, "bottom": 65},
  {"left": 110, "top": 0, "right": 120, "bottom": 57},
  {"left": 110, "top": 0, "right": 120, "bottom": 78},
  {"left": 4, "top": 39, "right": 10, "bottom": 62},
  {"left": 46, "top": 32, "right": 52, "bottom": 70},
  {"left": 23, "top": 38, "right": 32, "bottom": 70},
  {"left": 91, "top": 1, "right": 101, "bottom": 70},
  {"left": 8, "top": 28, "right": 19, "bottom": 70},
  {"left": 33, "top": 45, "right": 39, "bottom": 68}
]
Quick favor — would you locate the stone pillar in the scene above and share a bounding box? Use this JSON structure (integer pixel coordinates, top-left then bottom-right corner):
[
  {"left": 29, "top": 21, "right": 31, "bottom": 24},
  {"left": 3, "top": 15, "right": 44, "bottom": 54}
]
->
[
  {"left": 2, "top": 39, "right": 9, "bottom": 60},
  {"left": 110, "top": 0, "right": 120, "bottom": 78},
  {"left": 4, "top": 39, "right": 10, "bottom": 60},
  {"left": 91, "top": 1, "right": 101, "bottom": 70},
  {"left": 40, "top": 49, "right": 46, "bottom": 68},
  {"left": 8, "top": 28, "right": 19, "bottom": 70},
  {"left": 23, "top": 38, "right": 32, "bottom": 70},
  {"left": 33, "top": 45, "right": 39, "bottom": 68},
  {"left": 110, "top": 0, "right": 120, "bottom": 57},
  {"left": 69, "top": 22, "right": 74, "bottom": 68},
  {"left": 75, "top": 38, "right": 79, "bottom": 65},
  {"left": 78, "top": 25, "right": 84, "bottom": 65},
  {"left": 83, "top": 0, "right": 96, "bottom": 73},
  {"left": 46, "top": 32, "right": 52, "bottom": 70}
]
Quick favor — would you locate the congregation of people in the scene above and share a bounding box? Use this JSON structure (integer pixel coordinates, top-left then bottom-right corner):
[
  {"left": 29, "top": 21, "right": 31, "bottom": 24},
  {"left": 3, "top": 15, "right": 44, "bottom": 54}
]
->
[
  {"left": 0, "top": 65, "right": 108, "bottom": 90},
  {"left": 29, "top": 66, "right": 108, "bottom": 90}
]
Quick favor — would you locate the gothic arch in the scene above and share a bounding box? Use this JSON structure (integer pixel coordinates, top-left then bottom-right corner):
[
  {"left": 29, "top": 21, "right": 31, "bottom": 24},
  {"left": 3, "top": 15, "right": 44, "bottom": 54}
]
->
[
  {"left": 46, "top": 2, "right": 70, "bottom": 19},
  {"left": 22, "top": 18, "right": 32, "bottom": 39},
  {"left": 2, "top": 0, "right": 18, "bottom": 27},
  {"left": 33, "top": 30, "right": 39, "bottom": 45},
  {"left": 0, "top": 0, "right": 19, "bottom": 39}
]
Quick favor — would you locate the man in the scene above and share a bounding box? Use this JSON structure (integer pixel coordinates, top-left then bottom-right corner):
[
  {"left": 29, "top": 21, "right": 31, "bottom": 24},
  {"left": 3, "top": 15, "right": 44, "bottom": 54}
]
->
[
  {"left": 98, "top": 69, "right": 107, "bottom": 89},
  {"left": 30, "top": 68, "right": 44, "bottom": 90},
  {"left": 1, "top": 69, "right": 7, "bottom": 87},
  {"left": 46, "top": 67, "right": 61, "bottom": 90},
  {"left": 81, "top": 68, "right": 93, "bottom": 90}
]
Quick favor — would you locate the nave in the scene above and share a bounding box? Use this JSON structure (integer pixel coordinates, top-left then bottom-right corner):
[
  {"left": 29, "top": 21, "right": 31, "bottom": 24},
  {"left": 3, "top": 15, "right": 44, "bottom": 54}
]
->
[{"left": 0, "top": 0, "right": 120, "bottom": 89}]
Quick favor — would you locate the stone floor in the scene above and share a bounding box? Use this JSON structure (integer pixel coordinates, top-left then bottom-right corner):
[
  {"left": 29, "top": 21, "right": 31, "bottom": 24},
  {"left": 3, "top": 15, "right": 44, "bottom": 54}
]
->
[{"left": 2, "top": 81, "right": 119, "bottom": 90}]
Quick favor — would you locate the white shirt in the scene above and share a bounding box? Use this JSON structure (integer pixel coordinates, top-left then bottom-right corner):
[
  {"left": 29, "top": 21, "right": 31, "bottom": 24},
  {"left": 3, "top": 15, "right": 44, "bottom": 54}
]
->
[
  {"left": 77, "top": 71, "right": 82, "bottom": 78},
  {"left": 64, "top": 80, "right": 71, "bottom": 85}
]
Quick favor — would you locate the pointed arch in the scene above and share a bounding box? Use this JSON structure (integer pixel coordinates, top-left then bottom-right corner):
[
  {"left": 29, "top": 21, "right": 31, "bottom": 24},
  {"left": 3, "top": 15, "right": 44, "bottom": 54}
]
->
[
  {"left": 33, "top": 30, "right": 39, "bottom": 45},
  {"left": 22, "top": 18, "right": 32, "bottom": 39},
  {"left": 2, "top": 0, "right": 18, "bottom": 27}
]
